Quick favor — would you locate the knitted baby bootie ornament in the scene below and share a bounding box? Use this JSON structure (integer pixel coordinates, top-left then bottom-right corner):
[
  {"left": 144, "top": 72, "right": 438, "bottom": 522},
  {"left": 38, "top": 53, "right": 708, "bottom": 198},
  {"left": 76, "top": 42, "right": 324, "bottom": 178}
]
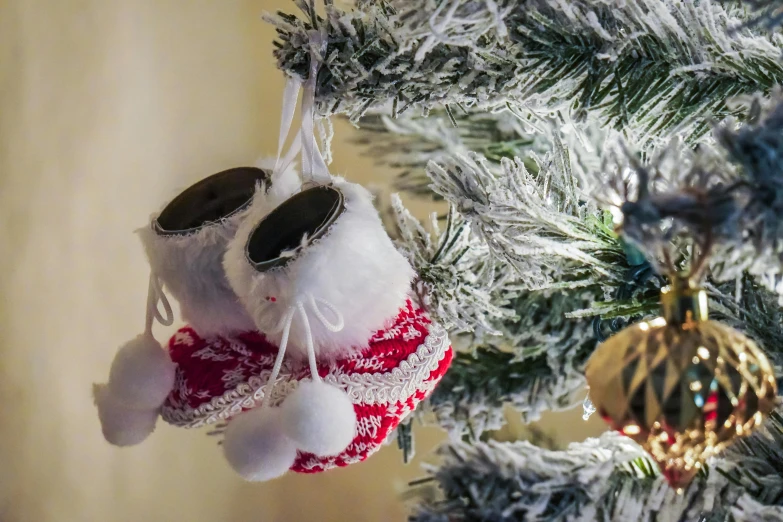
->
[
  {"left": 137, "top": 165, "right": 297, "bottom": 337},
  {"left": 95, "top": 36, "right": 455, "bottom": 477},
  {"left": 95, "top": 164, "right": 299, "bottom": 447},
  {"left": 203, "top": 35, "right": 453, "bottom": 480}
]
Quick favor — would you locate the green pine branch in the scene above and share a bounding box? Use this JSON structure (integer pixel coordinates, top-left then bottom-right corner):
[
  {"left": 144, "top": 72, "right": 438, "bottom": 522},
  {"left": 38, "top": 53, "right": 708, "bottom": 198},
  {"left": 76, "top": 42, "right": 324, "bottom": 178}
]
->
[
  {"left": 741, "top": 0, "right": 783, "bottom": 30},
  {"left": 607, "top": 94, "right": 783, "bottom": 307},
  {"left": 354, "top": 109, "right": 547, "bottom": 197},
  {"left": 395, "top": 123, "right": 783, "bottom": 438},
  {"left": 427, "top": 293, "right": 597, "bottom": 438},
  {"left": 410, "top": 410, "right": 783, "bottom": 521},
  {"left": 269, "top": 0, "right": 783, "bottom": 144}
]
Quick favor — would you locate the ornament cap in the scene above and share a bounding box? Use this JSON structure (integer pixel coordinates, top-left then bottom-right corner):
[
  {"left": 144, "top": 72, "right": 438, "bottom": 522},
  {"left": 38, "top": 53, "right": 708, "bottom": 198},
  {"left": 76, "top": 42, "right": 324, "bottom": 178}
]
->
[{"left": 660, "top": 276, "right": 708, "bottom": 327}]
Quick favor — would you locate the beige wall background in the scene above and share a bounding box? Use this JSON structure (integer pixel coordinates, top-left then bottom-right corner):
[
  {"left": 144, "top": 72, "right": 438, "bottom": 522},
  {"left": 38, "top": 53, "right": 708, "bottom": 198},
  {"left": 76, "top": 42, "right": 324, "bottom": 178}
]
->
[{"left": 0, "top": 1, "right": 605, "bottom": 521}]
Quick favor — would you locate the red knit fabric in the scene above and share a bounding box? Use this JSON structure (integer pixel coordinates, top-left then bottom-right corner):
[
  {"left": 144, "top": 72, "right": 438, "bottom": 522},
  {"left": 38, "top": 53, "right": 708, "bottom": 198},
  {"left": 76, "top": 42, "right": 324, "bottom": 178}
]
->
[
  {"left": 164, "top": 330, "right": 279, "bottom": 416},
  {"left": 160, "top": 299, "right": 453, "bottom": 474}
]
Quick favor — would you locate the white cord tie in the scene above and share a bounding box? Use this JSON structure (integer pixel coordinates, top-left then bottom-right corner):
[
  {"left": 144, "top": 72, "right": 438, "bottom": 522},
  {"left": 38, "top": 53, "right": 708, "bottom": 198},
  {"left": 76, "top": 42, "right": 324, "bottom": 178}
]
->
[
  {"left": 261, "top": 295, "right": 345, "bottom": 407},
  {"left": 144, "top": 272, "right": 174, "bottom": 335},
  {"left": 308, "top": 295, "right": 344, "bottom": 332}
]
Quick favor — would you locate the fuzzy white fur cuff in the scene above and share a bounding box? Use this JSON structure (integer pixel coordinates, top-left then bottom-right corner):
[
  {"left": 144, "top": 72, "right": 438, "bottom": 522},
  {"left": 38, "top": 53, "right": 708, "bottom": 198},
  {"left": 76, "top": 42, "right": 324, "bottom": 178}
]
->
[
  {"left": 139, "top": 164, "right": 300, "bottom": 337},
  {"left": 138, "top": 214, "right": 254, "bottom": 337},
  {"left": 224, "top": 178, "right": 415, "bottom": 361}
]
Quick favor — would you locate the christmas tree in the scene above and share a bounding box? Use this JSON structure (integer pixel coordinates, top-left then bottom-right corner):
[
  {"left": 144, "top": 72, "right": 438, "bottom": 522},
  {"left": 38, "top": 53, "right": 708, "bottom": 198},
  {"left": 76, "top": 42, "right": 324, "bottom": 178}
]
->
[{"left": 266, "top": 1, "right": 783, "bottom": 519}]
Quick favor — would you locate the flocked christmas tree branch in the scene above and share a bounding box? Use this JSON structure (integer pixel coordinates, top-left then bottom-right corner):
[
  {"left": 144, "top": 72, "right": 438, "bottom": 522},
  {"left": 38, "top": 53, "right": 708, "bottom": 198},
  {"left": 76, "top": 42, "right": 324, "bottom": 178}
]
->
[
  {"left": 267, "top": 2, "right": 783, "bottom": 513},
  {"left": 269, "top": 0, "right": 783, "bottom": 144},
  {"left": 425, "top": 296, "right": 595, "bottom": 437},
  {"left": 425, "top": 135, "right": 626, "bottom": 287},
  {"left": 385, "top": 90, "right": 783, "bottom": 440},
  {"left": 355, "top": 109, "right": 548, "bottom": 196},
  {"left": 605, "top": 93, "right": 783, "bottom": 305},
  {"left": 390, "top": 118, "right": 680, "bottom": 437},
  {"left": 410, "top": 409, "right": 783, "bottom": 521},
  {"left": 742, "top": 0, "right": 783, "bottom": 30},
  {"left": 388, "top": 119, "right": 648, "bottom": 435}
]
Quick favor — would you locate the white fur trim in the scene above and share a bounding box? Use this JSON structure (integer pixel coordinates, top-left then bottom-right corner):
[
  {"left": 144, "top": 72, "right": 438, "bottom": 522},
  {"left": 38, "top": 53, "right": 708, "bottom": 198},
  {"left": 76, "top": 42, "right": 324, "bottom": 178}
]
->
[
  {"left": 138, "top": 212, "right": 253, "bottom": 337},
  {"left": 138, "top": 167, "right": 301, "bottom": 337},
  {"left": 224, "top": 178, "right": 415, "bottom": 360}
]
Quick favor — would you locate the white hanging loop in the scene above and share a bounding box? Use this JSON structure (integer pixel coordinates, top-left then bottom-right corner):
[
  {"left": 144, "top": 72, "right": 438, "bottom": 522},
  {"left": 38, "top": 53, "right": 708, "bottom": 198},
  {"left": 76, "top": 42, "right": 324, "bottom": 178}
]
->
[
  {"left": 308, "top": 295, "right": 344, "bottom": 332},
  {"left": 261, "top": 293, "right": 345, "bottom": 405},
  {"left": 277, "top": 133, "right": 302, "bottom": 179},
  {"left": 144, "top": 272, "right": 174, "bottom": 335},
  {"left": 300, "top": 30, "right": 331, "bottom": 186},
  {"left": 273, "top": 76, "right": 304, "bottom": 178}
]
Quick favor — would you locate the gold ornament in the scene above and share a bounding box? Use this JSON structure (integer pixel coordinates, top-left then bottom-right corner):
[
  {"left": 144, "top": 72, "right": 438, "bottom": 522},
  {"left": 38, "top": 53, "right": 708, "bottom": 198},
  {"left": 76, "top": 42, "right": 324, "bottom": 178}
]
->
[{"left": 585, "top": 276, "right": 778, "bottom": 489}]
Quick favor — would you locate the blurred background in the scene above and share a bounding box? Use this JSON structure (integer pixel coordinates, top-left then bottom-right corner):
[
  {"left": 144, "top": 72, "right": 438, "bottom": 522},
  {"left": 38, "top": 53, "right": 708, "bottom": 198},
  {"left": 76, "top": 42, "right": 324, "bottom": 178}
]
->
[{"left": 0, "top": 1, "right": 605, "bottom": 520}]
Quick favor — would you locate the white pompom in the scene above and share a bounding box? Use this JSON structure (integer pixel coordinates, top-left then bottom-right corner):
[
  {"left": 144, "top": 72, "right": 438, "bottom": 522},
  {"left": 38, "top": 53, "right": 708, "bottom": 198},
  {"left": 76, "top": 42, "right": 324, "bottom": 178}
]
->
[
  {"left": 93, "top": 384, "right": 158, "bottom": 447},
  {"left": 280, "top": 380, "right": 356, "bottom": 457},
  {"left": 108, "top": 333, "right": 176, "bottom": 410},
  {"left": 222, "top": 407, "right": 297, "bottom": 482}
]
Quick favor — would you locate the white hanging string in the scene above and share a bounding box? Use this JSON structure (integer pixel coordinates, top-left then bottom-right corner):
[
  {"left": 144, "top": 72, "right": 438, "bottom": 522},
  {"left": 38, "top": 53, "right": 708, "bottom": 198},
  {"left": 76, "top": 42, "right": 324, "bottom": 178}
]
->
[
  {"left": 277, "top": 133, "right": 302, "bottom": 178},
  {"left": 271, "top": 35, "right": 330, "bottom": 188},
  {"left": 296, "top": 302, "right": 321, "bottom": 383},
  {"left": 144, "top": 272, "right": 174, "bottom": 336},
  {"left": 300, "top": 30, "right": 331, "bottom": 186},
  {"left": 273, "top": 76, "right": 304, "bottom": 178},
  {"left": 261, "top": 295, "right": 345, "bottom": 407},
  {"left": 261, "top": 307, "right": 296, "bottom": 408}
]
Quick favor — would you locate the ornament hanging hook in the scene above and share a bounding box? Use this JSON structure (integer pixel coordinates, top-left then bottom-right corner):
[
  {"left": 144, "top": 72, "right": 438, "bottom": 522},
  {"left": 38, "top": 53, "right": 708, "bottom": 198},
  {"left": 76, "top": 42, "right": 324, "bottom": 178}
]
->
[{"left": 688, "top": 213, "right": 714, "bottom": 284}]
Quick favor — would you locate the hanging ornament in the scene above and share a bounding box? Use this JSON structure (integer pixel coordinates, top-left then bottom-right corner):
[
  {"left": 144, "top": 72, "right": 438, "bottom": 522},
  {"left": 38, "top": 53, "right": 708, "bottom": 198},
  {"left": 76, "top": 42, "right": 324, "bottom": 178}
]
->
[
  {"left": 94, "top": 30, "right": 453, "bottom": 481},
  {"left": 586, "top": 274, "right": 778, "bottom": 489}
]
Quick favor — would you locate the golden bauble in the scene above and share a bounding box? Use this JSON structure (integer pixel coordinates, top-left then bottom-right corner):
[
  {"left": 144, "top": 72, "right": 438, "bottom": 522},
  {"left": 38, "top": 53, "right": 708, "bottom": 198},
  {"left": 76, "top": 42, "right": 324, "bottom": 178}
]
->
[{"left": 585, "top": 279, "right": 778, "bottom": 489}]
